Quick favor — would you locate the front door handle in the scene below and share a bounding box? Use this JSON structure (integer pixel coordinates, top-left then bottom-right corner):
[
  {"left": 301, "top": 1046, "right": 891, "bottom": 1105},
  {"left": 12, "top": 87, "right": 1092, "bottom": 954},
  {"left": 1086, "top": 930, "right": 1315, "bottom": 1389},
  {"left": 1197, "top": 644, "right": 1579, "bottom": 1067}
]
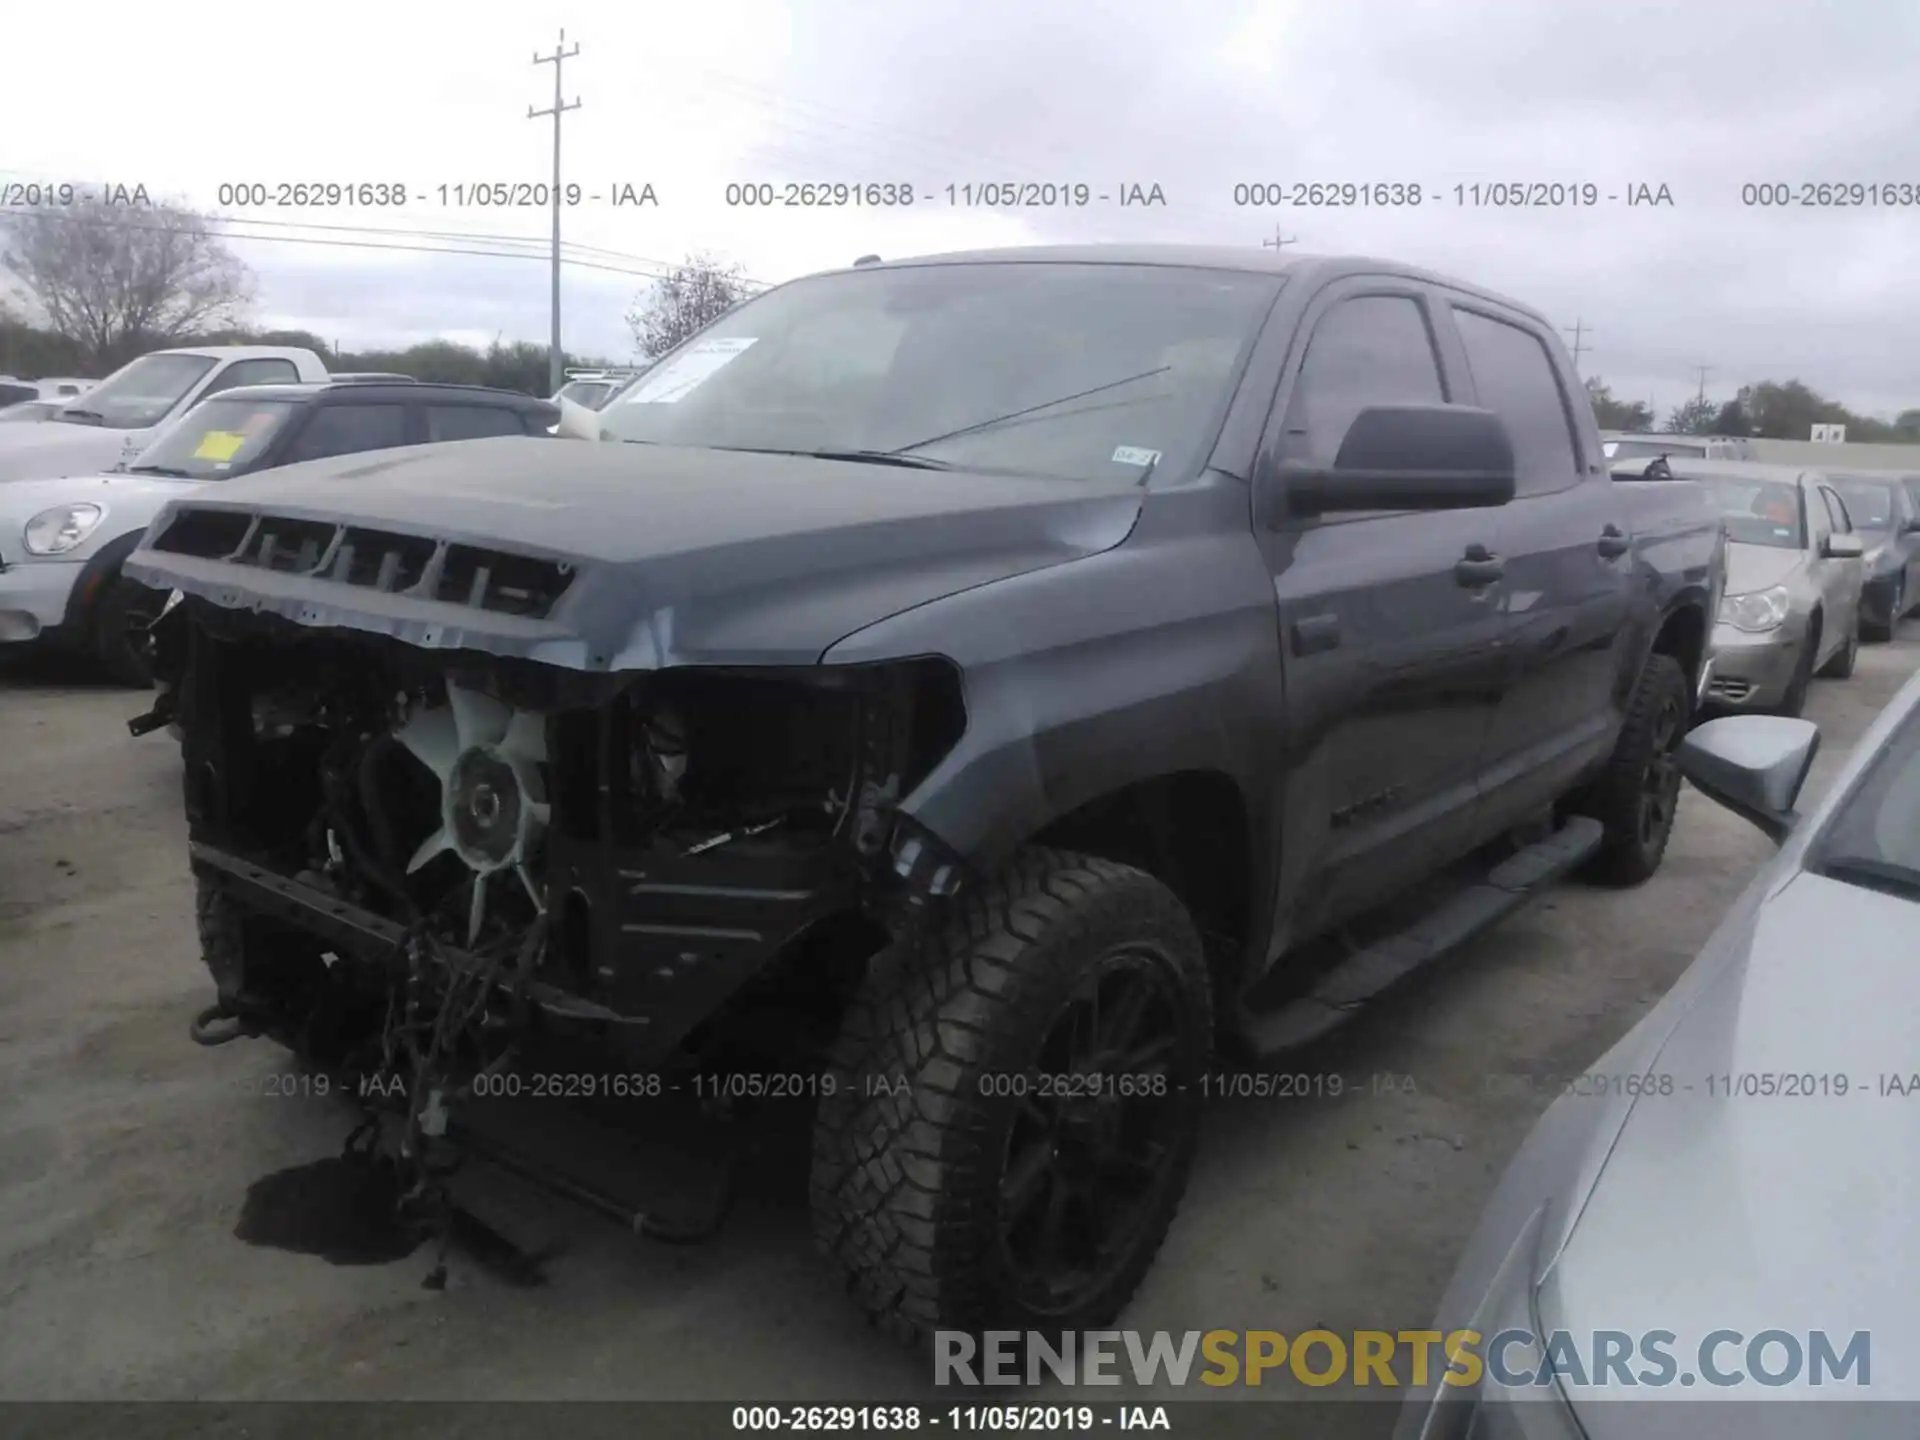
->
[
  {"left": 1455, "top": 544, "right": 1504, "bottom": 587},
  {"left": 1598, "top": 524, "right": 1632, "bottom": 559}
]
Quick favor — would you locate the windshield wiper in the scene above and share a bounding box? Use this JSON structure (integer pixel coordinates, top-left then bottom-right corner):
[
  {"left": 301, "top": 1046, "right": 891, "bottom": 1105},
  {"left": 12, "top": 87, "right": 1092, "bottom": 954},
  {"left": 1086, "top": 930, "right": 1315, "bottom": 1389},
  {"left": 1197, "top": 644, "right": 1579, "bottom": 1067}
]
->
[
  {"left": 708, "top": 444, "right": 955, "bottom": 470},
  {"left": 127, "top": 464, "right": 195, "bottom": 478},
  {"left": 55, "top": 408, "right": 104, "bottom": 425},
  {"left": 887, "top": 366, "right": 1173, "bottom": 456},
  {"left": 1817, "top": 854, "right": 1920, "bottom": 902}
]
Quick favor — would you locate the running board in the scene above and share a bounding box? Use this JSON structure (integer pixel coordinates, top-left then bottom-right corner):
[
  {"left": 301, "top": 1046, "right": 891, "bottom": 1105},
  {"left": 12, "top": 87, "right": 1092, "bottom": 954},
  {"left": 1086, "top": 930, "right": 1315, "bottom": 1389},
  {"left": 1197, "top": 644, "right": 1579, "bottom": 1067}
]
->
[{"left": 1233, "top": 816, "right": 1605, "bottom": 1058}]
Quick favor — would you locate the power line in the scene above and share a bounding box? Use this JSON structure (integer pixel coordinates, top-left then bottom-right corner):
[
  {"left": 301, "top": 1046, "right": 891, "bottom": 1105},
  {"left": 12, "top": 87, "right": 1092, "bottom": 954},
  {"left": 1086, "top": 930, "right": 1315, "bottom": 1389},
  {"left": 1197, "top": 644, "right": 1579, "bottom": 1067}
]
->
[
  {"left": 1, "top": 205, "right": 775, "bottom": 290},
  {"left": 529, "top": 29, "right": 583, "bottom": 394},
  {"left": 1261, "top": 226, "right": 1298, "bottom": 251}
]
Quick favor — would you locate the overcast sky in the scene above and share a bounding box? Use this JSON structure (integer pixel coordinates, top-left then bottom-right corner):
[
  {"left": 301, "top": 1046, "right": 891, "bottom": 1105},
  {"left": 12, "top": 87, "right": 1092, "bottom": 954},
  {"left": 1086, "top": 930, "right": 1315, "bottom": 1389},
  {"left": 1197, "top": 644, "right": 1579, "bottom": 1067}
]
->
[{"left": 5, "top": 0, "right": 1919, "bottom": 419}]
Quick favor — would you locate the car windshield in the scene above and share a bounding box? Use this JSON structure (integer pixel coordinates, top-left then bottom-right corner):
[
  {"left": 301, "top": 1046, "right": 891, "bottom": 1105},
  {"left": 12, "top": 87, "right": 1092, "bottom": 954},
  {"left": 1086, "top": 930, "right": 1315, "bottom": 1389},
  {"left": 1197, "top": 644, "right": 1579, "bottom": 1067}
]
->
[
  {"left": 1607, "top": 438, "right": 1708, "bottom": 459},
  {"left": 1828, "top": 478, "right": 1897, "bottom": 531},
  {"left": 597, "top": 262, "right": 1283, "bottom": 482},
  {"left": 1701, "top": 475, "right": 1804, "bottom": 548},
  {"left": 1811, "top": 700, "right": 1920, "bottom": 904},
  {"left": 129, "top": 397, "right": 300, "bottom": 479},
  {"left": 54, "top": 353, "right": 217, "bottom": 430}
]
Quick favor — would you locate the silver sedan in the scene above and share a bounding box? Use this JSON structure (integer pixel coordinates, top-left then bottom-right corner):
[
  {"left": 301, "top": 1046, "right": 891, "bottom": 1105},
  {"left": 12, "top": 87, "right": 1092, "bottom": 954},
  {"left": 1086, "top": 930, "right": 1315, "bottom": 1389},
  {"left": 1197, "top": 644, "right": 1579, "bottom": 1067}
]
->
[
  {"left": 1678, "top": 462, "right": 1867, "bottom": 715},
  {"left": 1395, "top": 663, "right": 1920, "bottom": 1440}
]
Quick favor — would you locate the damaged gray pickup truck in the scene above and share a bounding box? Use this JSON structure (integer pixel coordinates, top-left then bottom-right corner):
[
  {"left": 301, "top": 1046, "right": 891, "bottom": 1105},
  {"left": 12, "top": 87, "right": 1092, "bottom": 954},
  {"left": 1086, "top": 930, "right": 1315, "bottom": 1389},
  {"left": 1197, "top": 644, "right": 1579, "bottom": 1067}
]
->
[{"left": 127, "top": 245, "right": 1724, "bottom": 1345}]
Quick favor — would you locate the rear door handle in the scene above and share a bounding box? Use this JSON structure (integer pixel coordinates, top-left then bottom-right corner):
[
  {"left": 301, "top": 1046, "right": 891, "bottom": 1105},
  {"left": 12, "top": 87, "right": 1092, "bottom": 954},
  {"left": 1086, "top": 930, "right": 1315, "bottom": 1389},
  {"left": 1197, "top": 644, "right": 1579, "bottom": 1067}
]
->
[
  {"left": 1455, "top": 544, "right": 1504, "bottom": 587},
  {"left": 1598, "top": 525, "right": 1632, "bottom": 559}
]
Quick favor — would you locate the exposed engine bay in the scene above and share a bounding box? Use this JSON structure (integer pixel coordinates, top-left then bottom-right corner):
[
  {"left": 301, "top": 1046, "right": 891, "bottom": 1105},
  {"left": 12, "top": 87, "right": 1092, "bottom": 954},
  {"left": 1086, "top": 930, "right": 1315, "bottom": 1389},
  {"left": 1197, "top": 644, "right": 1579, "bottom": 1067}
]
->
[{"left": 150, "top": 602, "right": 968, "bottom": 1269}]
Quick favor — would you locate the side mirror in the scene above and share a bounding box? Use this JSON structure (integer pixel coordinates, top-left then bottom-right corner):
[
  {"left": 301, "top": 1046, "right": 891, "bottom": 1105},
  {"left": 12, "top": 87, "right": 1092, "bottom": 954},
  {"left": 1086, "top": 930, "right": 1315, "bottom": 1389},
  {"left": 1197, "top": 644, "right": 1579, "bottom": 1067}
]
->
[
  {"left": 1677, "top": 715, "right": 1820, "bottom": 845},
  {"left": 1823, "top": 532, "right": 1864, "bottom": 559},
  {"left": 1278, "top": 404, "right": 1517, "bottom": 517}
]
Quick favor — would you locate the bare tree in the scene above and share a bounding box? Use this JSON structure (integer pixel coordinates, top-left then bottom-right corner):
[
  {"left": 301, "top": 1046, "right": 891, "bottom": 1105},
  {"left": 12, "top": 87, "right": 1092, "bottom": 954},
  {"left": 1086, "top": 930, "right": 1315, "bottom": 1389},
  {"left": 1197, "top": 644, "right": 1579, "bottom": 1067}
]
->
[
  {"left": 626, "top": 252, "right": 751, "bottom": 359},
  {"left": 0, "top": 194, "right": 254, "bottom": 370}
]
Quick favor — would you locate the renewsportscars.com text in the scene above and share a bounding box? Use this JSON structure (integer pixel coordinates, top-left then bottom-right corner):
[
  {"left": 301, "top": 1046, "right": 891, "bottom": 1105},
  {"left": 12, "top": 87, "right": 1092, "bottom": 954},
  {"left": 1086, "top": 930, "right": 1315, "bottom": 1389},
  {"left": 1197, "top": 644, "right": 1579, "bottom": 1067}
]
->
[{"left": 934, "top": 1328, "right": 1872, "bottom": 1389}]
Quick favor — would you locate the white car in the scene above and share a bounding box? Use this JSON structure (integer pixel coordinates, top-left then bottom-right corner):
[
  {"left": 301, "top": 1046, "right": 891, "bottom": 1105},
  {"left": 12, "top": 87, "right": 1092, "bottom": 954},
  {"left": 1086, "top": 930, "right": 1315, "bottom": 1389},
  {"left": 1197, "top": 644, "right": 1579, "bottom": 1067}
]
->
[
  {"left": 0, "top": 345, "right": 329, "bottom": 484},
  {"left": 0, "top": 377, "right": 557, "bottom": 684}
]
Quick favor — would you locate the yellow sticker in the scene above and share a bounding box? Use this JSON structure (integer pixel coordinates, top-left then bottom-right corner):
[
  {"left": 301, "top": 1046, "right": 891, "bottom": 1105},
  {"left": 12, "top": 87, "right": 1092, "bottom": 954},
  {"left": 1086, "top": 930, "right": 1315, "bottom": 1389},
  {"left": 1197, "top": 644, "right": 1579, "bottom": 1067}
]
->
[{"left": 193, "top": 430, "right": 247, "bottom": 462}]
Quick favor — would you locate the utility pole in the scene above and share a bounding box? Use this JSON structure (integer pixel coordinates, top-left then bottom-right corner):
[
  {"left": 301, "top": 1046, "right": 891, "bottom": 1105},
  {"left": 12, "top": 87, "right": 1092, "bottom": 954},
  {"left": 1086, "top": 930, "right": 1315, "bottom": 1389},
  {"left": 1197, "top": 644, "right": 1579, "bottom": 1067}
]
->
[
  {"left": 1562, "top": 319, "right": 1590, "bottom": 374},
  {"left": 1261, "top": 226, "right": 1298, "bottom": 252},
  {"left": 1692, "top": 365, "right": 1712, "bottom": 406},
  {"left": 529, "top": 30, "right": 582, "bottom": 395}
]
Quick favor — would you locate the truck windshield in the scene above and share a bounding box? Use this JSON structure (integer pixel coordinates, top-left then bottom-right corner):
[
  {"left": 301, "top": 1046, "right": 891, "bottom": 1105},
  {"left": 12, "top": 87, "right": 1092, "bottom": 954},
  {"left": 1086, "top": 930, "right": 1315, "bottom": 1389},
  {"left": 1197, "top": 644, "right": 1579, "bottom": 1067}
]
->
[
  {"left": 1702, "top": 476, "right": 1804, "bottom": 549},
  {"left": 597, "top": 263, "right": 1283, "bottom": 482},
  {"left": 1828, "top": 478, "right": 1896, "bottom": 531},
  {"left": 129, "top": 397, "right": 299, "bottom": 479},
  {"left": 556, "top": 379, "right": 618, "bottom": 409},
  {"left": 54, "top": 353, "right": 217, "bottom": 430}
]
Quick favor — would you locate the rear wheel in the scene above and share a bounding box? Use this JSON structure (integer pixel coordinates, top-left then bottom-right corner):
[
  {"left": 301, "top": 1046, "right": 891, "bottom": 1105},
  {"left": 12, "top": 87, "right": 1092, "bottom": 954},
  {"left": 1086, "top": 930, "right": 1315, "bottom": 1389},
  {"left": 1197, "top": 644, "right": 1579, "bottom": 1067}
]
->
[
  {"left": 810, "top": 849, "right": 1212, "bottom": 1346},
  {"left": 91, "top": 569, "right": 166, "bottom": 688},
  {"left": 1572, "top": 653, "right": 1688, "bottom": 887},
  {"left": 1865, "top": 578, "right": 1902, "bottom": 641}
]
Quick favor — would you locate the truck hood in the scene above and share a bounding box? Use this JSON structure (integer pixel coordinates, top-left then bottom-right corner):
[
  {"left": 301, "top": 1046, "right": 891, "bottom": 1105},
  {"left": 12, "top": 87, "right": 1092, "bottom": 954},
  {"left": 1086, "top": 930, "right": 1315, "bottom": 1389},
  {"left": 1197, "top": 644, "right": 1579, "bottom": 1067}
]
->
[
  {"left": 125, "top": 437, "right": 1145, "bottom": 669},
  {"left": 1723, "top": 541, "right": 1805, "bottom": 595},
  {"left": 1542, "top": 871, "right": 1920, "bottom": 1415},
  {"left": 0, "top": 423, "right": 138, "bottom": 482}
]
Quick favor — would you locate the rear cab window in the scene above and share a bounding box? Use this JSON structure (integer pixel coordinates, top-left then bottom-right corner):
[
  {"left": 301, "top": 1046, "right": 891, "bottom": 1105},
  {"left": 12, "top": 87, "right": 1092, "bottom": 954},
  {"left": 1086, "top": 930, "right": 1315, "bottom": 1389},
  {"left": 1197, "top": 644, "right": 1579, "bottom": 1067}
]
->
[{"left": 425, "top": 405, "right": 530, "bottom": 441}]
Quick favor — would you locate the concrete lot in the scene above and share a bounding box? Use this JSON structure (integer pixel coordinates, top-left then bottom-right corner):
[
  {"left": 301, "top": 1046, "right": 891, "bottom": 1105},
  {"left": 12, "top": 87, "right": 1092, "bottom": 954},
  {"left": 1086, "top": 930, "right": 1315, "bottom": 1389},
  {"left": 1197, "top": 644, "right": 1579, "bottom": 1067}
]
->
[{"left": 1, "top": 633, "right": 1914, "bottom": 1415}]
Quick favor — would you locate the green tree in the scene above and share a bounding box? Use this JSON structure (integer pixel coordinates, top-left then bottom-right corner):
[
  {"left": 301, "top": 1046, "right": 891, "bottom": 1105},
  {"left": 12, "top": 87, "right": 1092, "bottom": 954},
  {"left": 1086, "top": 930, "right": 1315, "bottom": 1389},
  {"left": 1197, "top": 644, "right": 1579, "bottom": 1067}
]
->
[
  {"left": 1584, "top": 376, "right": 1654, "bottom": 432},
  {"left": 1667, "top": 396, "right": 1718, "bottom": 435}
]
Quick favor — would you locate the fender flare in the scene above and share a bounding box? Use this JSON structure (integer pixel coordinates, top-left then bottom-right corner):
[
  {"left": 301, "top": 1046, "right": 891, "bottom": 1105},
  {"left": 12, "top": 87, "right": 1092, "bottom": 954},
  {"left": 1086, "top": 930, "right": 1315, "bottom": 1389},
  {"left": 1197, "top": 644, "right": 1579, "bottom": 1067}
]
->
[{"left": 59, "top": 527, "right": 149, "bottom": 637}]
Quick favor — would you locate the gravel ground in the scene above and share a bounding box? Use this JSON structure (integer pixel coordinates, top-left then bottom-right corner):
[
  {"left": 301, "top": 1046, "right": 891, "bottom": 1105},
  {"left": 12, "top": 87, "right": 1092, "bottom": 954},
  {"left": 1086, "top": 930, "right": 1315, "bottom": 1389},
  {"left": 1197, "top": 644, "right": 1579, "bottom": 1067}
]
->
[{"left": 1, "top": 632, "right": 1913, "bottom": 1426}]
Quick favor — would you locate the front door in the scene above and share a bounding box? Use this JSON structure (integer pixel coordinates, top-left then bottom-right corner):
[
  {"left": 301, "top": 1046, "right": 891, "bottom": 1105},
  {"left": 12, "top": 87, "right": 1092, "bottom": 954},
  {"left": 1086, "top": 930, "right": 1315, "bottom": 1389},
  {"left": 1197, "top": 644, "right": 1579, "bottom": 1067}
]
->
[{"left": 1253, "top": 283, "right": 1513, "bottom": 948}]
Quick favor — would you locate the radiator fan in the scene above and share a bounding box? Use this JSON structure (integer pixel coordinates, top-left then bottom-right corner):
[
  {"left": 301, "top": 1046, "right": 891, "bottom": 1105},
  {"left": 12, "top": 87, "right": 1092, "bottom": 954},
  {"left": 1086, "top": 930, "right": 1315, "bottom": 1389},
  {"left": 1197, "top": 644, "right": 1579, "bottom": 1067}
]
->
[{"left": 393, "top": 680, "right": 550, "bottom": 945}]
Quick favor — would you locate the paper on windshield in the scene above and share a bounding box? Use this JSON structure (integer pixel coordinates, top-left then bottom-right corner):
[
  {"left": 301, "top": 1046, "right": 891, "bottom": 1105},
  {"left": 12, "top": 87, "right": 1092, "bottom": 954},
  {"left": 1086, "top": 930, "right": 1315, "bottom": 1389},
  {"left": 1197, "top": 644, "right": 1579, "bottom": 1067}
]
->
[
  {"left": 192, "top": 430, "right": 247, "bottom": 462},
  {"left": 621, "top": 338, "right": 757, "bottom": 405}
]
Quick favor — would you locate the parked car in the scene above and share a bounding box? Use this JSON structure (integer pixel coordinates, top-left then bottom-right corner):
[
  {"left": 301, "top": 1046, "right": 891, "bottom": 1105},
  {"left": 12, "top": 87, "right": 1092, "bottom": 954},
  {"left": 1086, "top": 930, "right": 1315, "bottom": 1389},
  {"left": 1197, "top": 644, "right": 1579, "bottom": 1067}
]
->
[
  {"left": 0, "top": 380, "right": 556, "bottom": 684},
  {"left": 1824, "top": 471, "right": 1920, "bottom": 640},
  {"left": 0, "top": 400, "right": 68, "bottom": 424},
  {"left": 1671, "top": 460, "right": 1866, "bottom": 716},
  {"left": 129, "top": 244, "right": 1723, "bottom": 1342},
  {"left": 0, "top": 346, "right": 331, "bottom": 484},
  {"left": 552, "top": 366, "right": 649, "bottom": 410},
  {"left": 0, "top": 382, "right": 38, "bottom": 408},
  {"left": 35, "top": 377, "right": 94, "bottom": 400},
  {"left": 1605, "top": 434, "right": 1757, "bottom": 461},
  {"left": 1396, "top": 672, "right": 1920, "bottom": 1440}
]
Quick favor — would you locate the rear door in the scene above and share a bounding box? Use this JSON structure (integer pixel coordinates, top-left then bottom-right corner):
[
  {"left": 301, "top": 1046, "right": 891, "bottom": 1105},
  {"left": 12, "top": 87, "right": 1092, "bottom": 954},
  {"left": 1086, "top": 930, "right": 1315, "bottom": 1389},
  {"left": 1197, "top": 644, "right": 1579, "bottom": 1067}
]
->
[
  {"left": 1446, "top": 299, "right": 1632, "bottom": 832},
  {"left": 1254, "top": 280, "right": 1513, "bottom": 937}
]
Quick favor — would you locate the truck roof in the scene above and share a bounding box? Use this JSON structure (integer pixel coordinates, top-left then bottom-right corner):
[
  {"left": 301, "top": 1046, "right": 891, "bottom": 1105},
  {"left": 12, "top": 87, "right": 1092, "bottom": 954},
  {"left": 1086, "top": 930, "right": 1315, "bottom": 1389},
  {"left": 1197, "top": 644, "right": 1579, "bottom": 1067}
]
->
[
  {"left": 838, "top": 244, "right": 1558, "bottom": 329},
  {"left": 153, "top": 344, "right": 325, "bottom": 361}
]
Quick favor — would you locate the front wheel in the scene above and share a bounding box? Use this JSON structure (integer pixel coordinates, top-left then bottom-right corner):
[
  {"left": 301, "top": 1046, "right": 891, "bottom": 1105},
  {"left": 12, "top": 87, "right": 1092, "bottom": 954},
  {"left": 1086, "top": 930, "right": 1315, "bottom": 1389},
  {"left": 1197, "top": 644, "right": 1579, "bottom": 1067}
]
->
[
  {"left": 91, "top": 569, "right": 167, "bottom": 688},
  {"left": 1572, "top": 653, "right": 1689, "bottom": 886},
  {"left": 810, "top": 849, "right": 1212, "bottom": 1346}
]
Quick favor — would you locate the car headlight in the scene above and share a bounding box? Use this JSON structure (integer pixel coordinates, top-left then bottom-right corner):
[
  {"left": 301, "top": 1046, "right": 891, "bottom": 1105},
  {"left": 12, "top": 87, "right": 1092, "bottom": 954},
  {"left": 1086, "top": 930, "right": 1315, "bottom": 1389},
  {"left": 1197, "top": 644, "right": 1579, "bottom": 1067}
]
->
[
  {"left": 23, "top": 502, "right": 106, "bottom": 555},
  {"left": 1717, "top": 585, "right": 1789, "bottom": 633}
]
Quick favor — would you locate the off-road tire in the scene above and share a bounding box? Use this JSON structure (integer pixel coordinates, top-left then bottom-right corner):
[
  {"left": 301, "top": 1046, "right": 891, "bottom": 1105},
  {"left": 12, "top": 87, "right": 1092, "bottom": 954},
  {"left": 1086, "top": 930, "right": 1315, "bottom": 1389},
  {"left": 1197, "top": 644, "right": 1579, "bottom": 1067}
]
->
[
  {"left": 1571, "top": 653, "right": 1689, "bottom": 887},
  {"left": 1818, "top": 621, "right": 1858, "bottom": 676},
  {"left": 91, "top": 569, "right": 163, "bottom": 688},
  {"left": 810, "top": 848, "right": 1212, "bottom": 1347},
  {"left": 1775, "top": 616, "right": 1818, "bottom": 718}
]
